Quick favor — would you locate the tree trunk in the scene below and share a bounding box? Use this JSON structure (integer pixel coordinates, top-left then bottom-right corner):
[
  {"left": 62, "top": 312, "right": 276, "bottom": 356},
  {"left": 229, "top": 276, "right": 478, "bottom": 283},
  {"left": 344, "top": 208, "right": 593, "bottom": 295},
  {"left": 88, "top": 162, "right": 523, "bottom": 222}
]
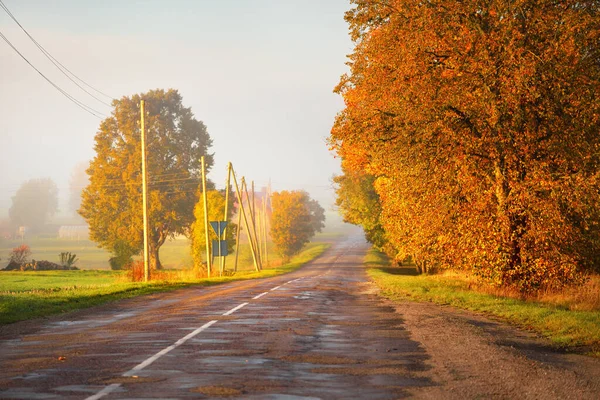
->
[
  {"left": 494, "top": 159, "right": 526, "bottom": 280},
  {"left": 149, "top": 244, "right": 162, "bottom": 270},
  {"left": 149, "top": 227, "right": 168, "bottom": 271}
]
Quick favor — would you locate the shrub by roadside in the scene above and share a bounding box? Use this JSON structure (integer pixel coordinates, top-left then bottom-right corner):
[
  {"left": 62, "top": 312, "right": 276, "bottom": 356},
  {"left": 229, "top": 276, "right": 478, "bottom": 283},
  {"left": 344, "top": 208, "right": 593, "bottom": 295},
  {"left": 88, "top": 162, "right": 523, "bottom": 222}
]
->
[{"left": 3, "top": 260, "right": 78, "bottom": 271}]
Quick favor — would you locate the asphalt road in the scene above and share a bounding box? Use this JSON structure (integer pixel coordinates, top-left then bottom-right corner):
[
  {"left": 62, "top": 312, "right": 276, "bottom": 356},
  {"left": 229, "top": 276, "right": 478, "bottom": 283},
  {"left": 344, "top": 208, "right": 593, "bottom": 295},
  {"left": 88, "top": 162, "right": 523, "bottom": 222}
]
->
[{"left": 1, "top": 235, "right": 599, "bottom": 399}]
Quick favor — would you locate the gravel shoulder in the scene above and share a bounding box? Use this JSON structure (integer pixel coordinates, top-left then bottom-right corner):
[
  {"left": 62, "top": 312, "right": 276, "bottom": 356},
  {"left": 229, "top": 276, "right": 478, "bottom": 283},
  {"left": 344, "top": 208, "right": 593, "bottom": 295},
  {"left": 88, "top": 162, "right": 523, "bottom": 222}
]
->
[{"left": 382, "top": 293, "right": 600, "bottom": 399}]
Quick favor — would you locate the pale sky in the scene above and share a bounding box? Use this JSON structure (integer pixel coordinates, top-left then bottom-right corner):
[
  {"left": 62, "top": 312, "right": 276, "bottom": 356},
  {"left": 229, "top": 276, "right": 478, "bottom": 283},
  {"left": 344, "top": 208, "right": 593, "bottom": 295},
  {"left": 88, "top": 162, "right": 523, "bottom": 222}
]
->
[{"left": 0, "top": 0, "right": 353, "bottom": 217}]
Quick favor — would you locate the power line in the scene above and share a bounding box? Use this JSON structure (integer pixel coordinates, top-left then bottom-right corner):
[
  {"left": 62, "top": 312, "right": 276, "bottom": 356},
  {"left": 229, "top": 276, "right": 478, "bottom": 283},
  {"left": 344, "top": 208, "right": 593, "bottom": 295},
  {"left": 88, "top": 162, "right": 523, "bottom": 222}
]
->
[
  {"left": 0, "top": 0, "right": 114, "bottom": 105},
  {"left": 0, "top": 29, "right": 105, "bottom": 119}
]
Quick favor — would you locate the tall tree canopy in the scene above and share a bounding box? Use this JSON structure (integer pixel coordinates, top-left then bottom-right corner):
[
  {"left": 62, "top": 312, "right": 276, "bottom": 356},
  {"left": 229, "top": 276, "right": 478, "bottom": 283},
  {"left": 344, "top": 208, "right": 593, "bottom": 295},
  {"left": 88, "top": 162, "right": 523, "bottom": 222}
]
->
[
  {"left": 331, "top": 0, "right": 600, "bottom": 292},
  {"left": 9, "top": 178, "right": 58, "bottom": 232},
  {"left": 270, "top": 191, "right": 325, "bottom": 260},
  {"left": 80, "top": 89, "right": 213, "bottom": 269}
]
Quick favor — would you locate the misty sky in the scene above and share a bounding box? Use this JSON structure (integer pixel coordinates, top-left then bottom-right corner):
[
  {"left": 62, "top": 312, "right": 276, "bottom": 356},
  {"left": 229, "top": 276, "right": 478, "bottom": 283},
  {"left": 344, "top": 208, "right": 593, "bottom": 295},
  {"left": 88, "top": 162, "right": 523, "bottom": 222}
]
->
[{"left": 0, "top": 0, "right": 353, "bottom": 217}]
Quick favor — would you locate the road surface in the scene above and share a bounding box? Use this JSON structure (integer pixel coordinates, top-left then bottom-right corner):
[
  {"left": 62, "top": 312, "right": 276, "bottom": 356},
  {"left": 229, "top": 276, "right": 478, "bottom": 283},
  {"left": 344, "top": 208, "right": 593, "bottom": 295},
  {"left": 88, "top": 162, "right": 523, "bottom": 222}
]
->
[{"left": 1, "top": 236, "right": 599, "bottom": 399}]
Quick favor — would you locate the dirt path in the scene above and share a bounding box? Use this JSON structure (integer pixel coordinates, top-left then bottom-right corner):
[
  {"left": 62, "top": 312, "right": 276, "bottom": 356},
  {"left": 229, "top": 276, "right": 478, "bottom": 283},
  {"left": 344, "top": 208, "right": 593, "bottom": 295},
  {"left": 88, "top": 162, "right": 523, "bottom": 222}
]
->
[
  {"left": 392, "top": 299, "right": 600, "bottom": 399},
  {"left": 0, "top": 235, "right": 599, "bottom": 399}
]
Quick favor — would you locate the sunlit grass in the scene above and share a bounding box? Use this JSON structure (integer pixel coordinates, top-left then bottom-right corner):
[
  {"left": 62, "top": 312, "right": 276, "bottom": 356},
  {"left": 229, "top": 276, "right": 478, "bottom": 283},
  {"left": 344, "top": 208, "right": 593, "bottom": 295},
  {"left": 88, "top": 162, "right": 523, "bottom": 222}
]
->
[
  {"left": 365, "top": 248, "right": 600, "bottom": 355},
  {"left": 0, "top": 242, "right": 330, "bottom": 325},
  {"left": 0, "top": 236, "right": 288, "bottom": 271}
]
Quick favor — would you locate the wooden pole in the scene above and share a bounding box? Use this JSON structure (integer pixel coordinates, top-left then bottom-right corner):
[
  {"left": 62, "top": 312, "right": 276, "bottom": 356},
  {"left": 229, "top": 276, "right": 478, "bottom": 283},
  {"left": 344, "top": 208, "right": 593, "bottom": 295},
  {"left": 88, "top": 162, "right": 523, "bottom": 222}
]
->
[
  {"left": 234, "top": 199, "right": 242, "bottom": 272},
  {"left": 262, "top": 189, "right": 269, "bottom": 266},
  {"left": 231, "top": 170, "right": 260, "bottom": 271},
  {"left": 251, "top": 181, "right": 262, "bottom": 266},
  {"left": 220, "top": 162, "right": 232, "bottom": 275},
  {"left": 201, "top": 156, "right": 211, "bottom": 277},
  {"left": 243, "top": 180, "right": 262, "bottom": 269},
  {"left": 242, "top": 178, "right": 261, "bottom": 270},
  {"left": 140, "top": 100, "right": 150, "bottom": 282}
]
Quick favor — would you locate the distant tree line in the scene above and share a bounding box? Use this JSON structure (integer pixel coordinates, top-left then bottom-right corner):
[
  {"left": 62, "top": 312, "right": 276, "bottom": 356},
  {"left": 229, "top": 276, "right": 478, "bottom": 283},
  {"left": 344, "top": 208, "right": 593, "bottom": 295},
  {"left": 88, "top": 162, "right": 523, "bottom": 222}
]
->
[{"left": 331, "top": 0, "right": 600, "bottom": 293}]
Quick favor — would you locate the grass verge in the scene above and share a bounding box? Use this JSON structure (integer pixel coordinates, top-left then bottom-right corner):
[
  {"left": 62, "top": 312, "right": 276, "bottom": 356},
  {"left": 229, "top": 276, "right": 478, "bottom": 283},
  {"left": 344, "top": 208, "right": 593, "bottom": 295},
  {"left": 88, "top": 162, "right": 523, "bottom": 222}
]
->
[
  {"left": 0, "top": 242, "right": 330, "bottom": 325},
  {"left": 365, "top": 248, "right": 600, "bottom": 356}
]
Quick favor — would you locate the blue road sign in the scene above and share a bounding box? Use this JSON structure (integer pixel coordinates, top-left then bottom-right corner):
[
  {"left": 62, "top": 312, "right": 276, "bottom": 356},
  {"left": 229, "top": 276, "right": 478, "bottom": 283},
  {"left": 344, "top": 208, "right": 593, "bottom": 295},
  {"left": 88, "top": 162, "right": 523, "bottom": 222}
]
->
[
  {"left": 212, "top": 240, "right": 228, "bottom": 257},
  {"left": 209, "top": 221, "right": 228, "bottom": 237}
]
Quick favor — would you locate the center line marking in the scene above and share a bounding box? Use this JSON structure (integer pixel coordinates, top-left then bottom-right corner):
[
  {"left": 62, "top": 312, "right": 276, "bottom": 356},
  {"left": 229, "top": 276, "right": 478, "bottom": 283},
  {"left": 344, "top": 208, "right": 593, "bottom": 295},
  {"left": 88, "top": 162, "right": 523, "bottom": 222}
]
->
[
  {"left": 86, "top": 275, "right": 306, "bottom": 399},
  {"left": 123, "top": 319, "right": 218, "bottom": 376},
  {"left": 223, "top": 302, "right": 248, "bottom": 316},
  {"left": 85, "top": 383, "right": 121, "bottom": 400}
]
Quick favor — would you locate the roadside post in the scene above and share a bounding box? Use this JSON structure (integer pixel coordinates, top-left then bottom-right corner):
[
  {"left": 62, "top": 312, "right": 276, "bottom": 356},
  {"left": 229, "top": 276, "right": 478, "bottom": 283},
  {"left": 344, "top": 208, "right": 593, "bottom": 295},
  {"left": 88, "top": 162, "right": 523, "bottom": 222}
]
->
[{"left": 210, "top": 221, "right": 228, "bottom": 276}]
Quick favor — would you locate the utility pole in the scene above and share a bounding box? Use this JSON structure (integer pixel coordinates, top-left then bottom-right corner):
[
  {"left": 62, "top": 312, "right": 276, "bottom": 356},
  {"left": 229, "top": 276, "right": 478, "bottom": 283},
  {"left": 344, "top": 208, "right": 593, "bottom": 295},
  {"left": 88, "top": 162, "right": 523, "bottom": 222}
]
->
[
  {"left": 262, "top": 188, "right": 269, "bottom": 266},
  {"left": 231, "top": 169, "right": 261, "bottom": 271},
  {"left": 234, "top": 201, "right": 242, "bottom": 272},
  {"left": 220, "top": 162, "right": 232, "bottom": 275},
  {"left": 243, "top": 179, "right": 262, "bottom": 268},
  {"left": 251, "top": 181, "right": 262, "bottom": 266},
  {"left": 140, "top": 100, "right": 150, "bottom": 282},
  {"left": 201, "top": 156, "right": 211, "bottom": 277}
]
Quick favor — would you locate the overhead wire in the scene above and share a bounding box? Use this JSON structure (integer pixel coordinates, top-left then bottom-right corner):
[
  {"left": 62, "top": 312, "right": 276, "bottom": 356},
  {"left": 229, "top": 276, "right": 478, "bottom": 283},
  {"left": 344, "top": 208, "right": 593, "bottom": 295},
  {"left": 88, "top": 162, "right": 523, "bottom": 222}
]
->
[
  {"left": 0, "top": 0, "right": 114, "bottom": 104},
  {"left": 0, "top": 29, "right": 105, "bottom": 119}
]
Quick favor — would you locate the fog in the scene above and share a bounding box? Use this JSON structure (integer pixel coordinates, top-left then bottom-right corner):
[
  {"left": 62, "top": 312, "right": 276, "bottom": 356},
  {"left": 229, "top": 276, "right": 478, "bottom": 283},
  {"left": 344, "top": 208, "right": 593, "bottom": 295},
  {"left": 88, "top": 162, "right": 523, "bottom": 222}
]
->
[{"left": 0, "top": 0, "right": 352, "bottom": 227}]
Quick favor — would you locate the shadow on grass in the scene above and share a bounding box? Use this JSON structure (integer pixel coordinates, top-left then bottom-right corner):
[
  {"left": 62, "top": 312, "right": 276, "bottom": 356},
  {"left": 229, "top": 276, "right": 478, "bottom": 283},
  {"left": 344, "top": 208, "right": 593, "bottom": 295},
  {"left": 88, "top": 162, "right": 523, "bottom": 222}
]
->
[{"left": 377, "top": 266, "right": 420, "bottom": 276}]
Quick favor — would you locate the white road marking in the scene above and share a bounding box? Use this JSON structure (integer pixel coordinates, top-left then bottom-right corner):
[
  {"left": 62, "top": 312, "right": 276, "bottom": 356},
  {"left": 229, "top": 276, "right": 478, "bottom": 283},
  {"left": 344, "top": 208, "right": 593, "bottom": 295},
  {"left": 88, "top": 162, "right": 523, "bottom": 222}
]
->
[
  {"left": 223, "top": 302, "right": 248, "bottom": 316},
  {"left": 122, "top": 319, "right": 218, "bottom": 376},
  {"left": 85, "top": 383, "right": 121, "bottom": 400},
  {"left": 86, "top": 274, "right": 308, "bottom": 399}
]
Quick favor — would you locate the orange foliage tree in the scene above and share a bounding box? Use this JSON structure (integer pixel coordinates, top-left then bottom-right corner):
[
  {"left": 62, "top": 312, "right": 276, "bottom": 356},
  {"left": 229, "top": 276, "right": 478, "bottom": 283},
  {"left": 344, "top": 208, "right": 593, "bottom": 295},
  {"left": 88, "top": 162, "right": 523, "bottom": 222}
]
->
[
  {"left": 270, "top": 191, "right": 325, "bottom": 260},
  {"left": 331, "top": 0, "right": 600, "bottom": 292}
]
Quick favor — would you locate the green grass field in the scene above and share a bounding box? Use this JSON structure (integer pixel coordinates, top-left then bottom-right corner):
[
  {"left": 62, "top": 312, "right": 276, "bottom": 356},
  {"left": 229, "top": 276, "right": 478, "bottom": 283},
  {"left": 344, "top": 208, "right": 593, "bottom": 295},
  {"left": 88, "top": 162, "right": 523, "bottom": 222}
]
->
[
  {"left": 0, "top": 242, "right": 330, "bottom": 325},
  {"left": 365, "top": 248, "right": 600, "bottom": 356},
  {"left": 0, "top": 236, "right": 277, "bottom": 270}
]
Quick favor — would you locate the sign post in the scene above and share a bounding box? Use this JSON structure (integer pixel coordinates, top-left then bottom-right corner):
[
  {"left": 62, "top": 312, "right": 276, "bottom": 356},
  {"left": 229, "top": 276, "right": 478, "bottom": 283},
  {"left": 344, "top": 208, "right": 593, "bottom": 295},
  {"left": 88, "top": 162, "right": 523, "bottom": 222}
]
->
[{"left": 210, "top": 221, "right": 228, "bottom": 274}]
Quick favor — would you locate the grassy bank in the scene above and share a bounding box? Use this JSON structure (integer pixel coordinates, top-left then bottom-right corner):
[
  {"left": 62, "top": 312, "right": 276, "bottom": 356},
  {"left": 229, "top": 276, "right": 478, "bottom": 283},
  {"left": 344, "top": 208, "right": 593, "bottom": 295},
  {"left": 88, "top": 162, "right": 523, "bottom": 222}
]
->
[
  {"left": 0, "top": 242, "right": 330, "bottom": 325},
  {"left": 365, "top": 248, "right": 600, "bottom": 356}
]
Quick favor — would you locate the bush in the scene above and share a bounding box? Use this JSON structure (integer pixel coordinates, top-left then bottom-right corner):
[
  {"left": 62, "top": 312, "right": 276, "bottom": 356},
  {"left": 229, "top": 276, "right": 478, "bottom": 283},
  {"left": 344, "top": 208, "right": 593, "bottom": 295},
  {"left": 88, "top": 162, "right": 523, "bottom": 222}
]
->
[
  {"left": 9, "top": 244, "right": 31, "bottom": 265},
  {"left": 126, "top": 260, "right": 145, "bottom": 282},
  {"left": 59, "top": 252, "right": 78, "bottom": 268},
  {"left": 109, "top": 240, "right": 135, "bottom": 270}
]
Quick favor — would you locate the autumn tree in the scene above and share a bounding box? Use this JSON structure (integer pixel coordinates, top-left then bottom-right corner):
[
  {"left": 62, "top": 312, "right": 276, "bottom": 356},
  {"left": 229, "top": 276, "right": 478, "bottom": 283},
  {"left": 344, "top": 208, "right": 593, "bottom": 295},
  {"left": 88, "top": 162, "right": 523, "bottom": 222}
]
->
[
  {"left": 190, "top": 189, "right": 236, "bottom": 275},
  {"left": 80, "top": 89, "right": 213, "bottom": 270},
  {"left": 270, "top": 191, "right": 325, "bottom": 260},
  {"left": 9, "top": 178, "right": 58, "bottom": 232},
  {"left": 331, "top": 0, "right": 600, "bottom": 292},
  {"left": 333, "top": 166, "right": 388, "bottom": 252}
]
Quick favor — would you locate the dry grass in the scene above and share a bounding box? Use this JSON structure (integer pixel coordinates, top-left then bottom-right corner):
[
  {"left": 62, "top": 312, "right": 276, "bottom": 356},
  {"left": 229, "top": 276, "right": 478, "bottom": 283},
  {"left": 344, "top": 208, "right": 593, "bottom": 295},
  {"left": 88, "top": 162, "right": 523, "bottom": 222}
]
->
[
  {"left": 536, "top": 275, "right": 600, "bottom": 311},
  {"left": 466, "top": 272, "right": 600, "bottom": 312}
]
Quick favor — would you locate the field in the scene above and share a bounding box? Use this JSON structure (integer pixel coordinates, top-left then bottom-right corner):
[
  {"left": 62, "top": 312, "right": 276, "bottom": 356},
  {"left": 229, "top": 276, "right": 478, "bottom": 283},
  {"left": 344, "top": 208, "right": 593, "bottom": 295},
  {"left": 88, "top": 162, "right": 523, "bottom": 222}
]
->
[
  {"left": 365, "top": 248, "right": 600, "bottom": 356},
  {"left": 0, "top": 236, "right": 294, "bottom": 271},
  {"left": 0, "top": 242, "right": 330, "bottom": 325}
]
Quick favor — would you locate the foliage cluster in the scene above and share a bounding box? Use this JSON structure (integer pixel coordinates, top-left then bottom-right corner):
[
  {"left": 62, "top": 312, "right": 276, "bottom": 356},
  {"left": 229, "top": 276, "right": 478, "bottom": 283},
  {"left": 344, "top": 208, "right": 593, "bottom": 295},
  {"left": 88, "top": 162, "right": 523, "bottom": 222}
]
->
[
  {"left": 332, "top": 0, "right": 600, "bottom": 293},
  {"left": 9, "top": 244, "right": 31, "bottom": 265},
  {"left": 79, "top": 89, "right": 213, "bottom": 271},
  {"left": 270, "top": 191, "right": 325, "bottom": 260}
]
